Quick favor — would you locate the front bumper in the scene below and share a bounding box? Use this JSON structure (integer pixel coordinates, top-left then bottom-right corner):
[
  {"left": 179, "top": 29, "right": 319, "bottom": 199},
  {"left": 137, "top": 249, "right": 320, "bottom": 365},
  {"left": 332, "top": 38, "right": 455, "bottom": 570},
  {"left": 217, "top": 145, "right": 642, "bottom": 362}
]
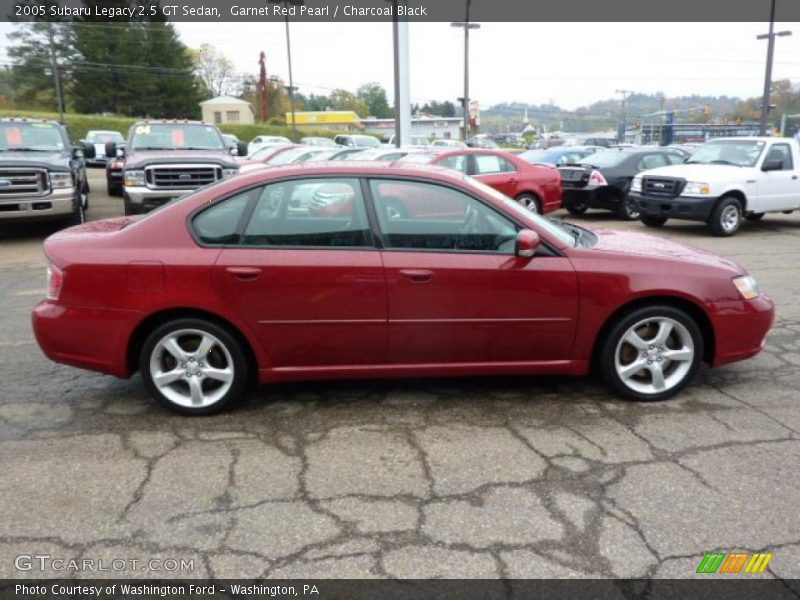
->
[
  {"left": 0, "top": 188, "right": 77, "bottom": 222},
  {"left": 710, "top": 295, "right": 775, "bottom": 367},
  {"left": 86, "top": 157, "right": 107, "bottom": 167},
  {"left": 32, "top": 301, "right": 142, "bottom": 378},
  {"left": 632, "top": 192, "right": 717, "bottom": 222},
  {"left": 125, "top": 185, "right": 192, "bottom": 211}
]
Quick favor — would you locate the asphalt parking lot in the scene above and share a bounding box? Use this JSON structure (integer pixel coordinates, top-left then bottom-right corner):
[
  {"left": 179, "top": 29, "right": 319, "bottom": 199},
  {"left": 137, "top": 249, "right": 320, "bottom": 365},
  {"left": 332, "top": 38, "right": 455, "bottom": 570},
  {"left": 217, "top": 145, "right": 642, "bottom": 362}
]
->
[{"left": 1, "top": 169, "right": 799, "bottom": 581}]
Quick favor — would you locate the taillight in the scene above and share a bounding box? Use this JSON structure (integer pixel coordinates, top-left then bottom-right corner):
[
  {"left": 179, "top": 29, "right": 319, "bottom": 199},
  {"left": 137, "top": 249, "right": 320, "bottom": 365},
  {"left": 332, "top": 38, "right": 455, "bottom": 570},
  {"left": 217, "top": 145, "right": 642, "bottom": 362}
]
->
[
  {"left": 589, "top": 170, "right": 607, "bottom": 185},
  {"left": 47, "top": 264, "right": 63, "bottom": 300}
]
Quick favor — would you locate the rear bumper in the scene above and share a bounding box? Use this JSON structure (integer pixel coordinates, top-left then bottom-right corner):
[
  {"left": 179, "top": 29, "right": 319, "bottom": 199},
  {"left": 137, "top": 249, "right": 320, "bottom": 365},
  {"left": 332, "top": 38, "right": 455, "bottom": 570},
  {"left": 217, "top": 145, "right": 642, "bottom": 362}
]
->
[
  {"left": 632, "top": 192, "right": 716, "bottom": 221},
  {"left": 0, "top": 188, "right": 77, "bottom": 222},
  {"left": 86, "top": 158, "right": 107, "bottom": 167},
  {"left": 709, "top": 295, "right": 775, "bottom": 367},
  {"left": 32, "top": 301, "right": 142, "bottom": 378},
  {"left": 563, "top": 187, "right": 621, "bottom": 211}
]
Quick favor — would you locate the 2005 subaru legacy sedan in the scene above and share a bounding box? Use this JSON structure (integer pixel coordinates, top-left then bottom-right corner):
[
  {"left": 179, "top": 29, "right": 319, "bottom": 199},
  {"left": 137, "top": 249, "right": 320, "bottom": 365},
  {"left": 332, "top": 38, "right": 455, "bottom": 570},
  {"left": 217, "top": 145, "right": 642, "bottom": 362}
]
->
[{"left": 32, "top": 161, "right": 774, "bottom": 415}]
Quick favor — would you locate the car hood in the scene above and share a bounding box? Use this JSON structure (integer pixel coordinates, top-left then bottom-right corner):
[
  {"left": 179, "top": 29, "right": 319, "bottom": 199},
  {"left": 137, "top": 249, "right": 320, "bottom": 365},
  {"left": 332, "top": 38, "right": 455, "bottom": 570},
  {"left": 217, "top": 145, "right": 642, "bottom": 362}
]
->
[
  {"left": 124, "top": 149, "right": 237, "bottom": 169},
  {"left": 0, "top": 151, "right": 71, "bottom": 170},
  {"left": 586, "top": 227, "right": 744, "bottom": 273},
  {"left": 637, "top": 163, "right": 756, "bottom": 181}
]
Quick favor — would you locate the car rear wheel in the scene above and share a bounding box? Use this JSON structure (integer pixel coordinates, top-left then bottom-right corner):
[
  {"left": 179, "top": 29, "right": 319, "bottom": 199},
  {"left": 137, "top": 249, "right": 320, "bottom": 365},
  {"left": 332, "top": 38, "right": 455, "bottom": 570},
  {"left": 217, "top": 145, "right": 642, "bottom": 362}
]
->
[
  {"left": 599, "top": 305, "right": 703, "bottom": 401},
  {"left": 140, "top": 318, "right": 249, "bottom": 415},
  {"left": 516, "top": 193, "right": 541, "bottom": 214},
  {"left": 745, "top": 212, "right": 765, "bottom": 221},
  {"left": 708, "top": 196, "right": 742, "bottom": 236},
  {"left": 640, "top": 215, "right": 667, "bottom": 228}
]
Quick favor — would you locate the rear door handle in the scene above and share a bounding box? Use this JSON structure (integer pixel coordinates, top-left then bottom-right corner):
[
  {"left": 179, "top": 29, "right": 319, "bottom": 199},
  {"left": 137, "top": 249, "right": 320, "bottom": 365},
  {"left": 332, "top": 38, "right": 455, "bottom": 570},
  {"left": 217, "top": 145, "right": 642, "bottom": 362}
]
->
[
  {"left": 225, "top": 266, "right": 262, "bottom": 281},
  {"left": 399, "top": 269, "right": 433, "bottom": 283}
]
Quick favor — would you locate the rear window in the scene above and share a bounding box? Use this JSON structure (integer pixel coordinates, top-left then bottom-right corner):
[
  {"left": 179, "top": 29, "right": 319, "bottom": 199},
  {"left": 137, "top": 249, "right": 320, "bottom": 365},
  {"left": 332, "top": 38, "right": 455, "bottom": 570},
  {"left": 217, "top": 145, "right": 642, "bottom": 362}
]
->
[{"left": 580, "top": 151, "right": 628, "bottom": 168}]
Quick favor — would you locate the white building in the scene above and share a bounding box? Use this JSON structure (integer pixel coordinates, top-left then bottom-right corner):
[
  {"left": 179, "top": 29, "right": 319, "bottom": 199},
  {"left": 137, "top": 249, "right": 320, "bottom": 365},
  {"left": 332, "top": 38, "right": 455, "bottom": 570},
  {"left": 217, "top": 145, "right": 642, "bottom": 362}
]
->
[
  {"left": 362, "top": 115, "right": 463, "bottom": 141},
  {"left": 199, "top": 96, "right": 255, "bottom": 125}
]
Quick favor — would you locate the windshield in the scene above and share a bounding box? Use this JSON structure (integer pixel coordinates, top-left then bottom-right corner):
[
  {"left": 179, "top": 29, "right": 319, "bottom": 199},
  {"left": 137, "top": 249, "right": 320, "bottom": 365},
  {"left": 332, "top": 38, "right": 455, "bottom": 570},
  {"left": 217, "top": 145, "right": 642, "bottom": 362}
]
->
[
  {"left": 466, "top": 177, "right": 576, "bottom": 246},
  {"left": 0, "top": 122, "right": 66, "bottom": 152},
  {"left": 687, "top": 140, "right": 765, "bottom": 167},
  {"left": 130, "top": 123, "right": 224, "bottom": 151},
  {"left": 398, "top": 152, "right": 437, "bottom": 164},
  {"left": 86, "top": 131, "right": 125, "bottom": 144},
  {"left": 304, "top": 149, "right": 339, "bottom": 162},
  {"left": 266, "top": 147, "right": 318, "bottom": 165}
]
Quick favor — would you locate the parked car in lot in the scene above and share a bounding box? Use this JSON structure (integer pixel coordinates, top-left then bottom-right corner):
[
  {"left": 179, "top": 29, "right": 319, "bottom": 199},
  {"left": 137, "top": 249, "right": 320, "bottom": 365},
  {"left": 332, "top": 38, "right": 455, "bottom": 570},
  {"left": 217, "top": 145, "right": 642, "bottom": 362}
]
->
[
  {"left": 221, "top": 133, "right": 241, "bottom": 152},
  {"left": 303, "top": 147, "right": 373, "bottom": 161},
  {"left": 632, "top": 137, "right": 800, "bottom": 236},
  {"left": 238, "top": 144, "right": 301, "bottom": 172},
  {"left": 300, "top": 136, "right": 336, "bottom": 147},
  {"left": 559, "top": 148, "right": 686, "bottom": 220},
  {"left": 341, "top": 147, "right": 422, "bottom": 161},
  {"left": 247, "top": 135, "right": 292, "bottom": 155},
  {"left": 107, "top": 121, "right": 247, "bottom": 215},
  {"left": 334, "top": 134, "right": 381, "bottom": 148},
  {"left": 32, "top": 162, "right": 774, "bottom": 414},
  {"left": 519, "top": 146, "right": 601, "bottom": 167},
  {"left": 82, "top": 130, "right": 125, "bottom": 167},
  {"left": 0, "top": 117, "right": 92, "bottom": 226},
  {"left": 400, "top": 148, "right": 562, "bottom": 214},
  {"left": 430, "top": 139, "right": 467, "bottom": 148},
  {"left": 106, "top": 156, "right": 125, "bottom": 197},
  {"left": 386, "top": 134, "right": 430, "bottom": 147},
  {"left": 467, "top": 134, "right": 500, "bottom": 149}
]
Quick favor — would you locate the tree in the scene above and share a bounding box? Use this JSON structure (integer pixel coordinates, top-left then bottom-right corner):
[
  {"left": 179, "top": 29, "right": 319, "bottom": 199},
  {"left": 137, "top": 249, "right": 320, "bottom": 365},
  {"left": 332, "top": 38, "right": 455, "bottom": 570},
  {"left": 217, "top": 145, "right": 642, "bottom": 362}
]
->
[
  {"left": 357, "top": 82, "right": 393, "bottom": 118},
  {"left": 329, "top": 89, "right": 368, "bottom": 117},
  {"left": 420, "top": 100, "right": 456, "bottom": 117},
  {"left": 191, "top": 44, "right": 237, "bottom": 98}
]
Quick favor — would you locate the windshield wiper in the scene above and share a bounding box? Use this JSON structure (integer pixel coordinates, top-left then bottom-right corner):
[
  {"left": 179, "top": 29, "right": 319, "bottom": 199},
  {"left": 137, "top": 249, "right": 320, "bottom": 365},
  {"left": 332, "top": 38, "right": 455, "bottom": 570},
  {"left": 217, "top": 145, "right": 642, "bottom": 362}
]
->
[
  {"left": 709, "top": 160, "right": 740, "bottom": 166},
  {"left": 181, "top": 146, "right": 220, "bottom": 151},
  {"left": 5, "top": 147, "right": 53, "bottom": 152},
  {"left": 134, "top": 147, "right": 173, "bottom": 151}
]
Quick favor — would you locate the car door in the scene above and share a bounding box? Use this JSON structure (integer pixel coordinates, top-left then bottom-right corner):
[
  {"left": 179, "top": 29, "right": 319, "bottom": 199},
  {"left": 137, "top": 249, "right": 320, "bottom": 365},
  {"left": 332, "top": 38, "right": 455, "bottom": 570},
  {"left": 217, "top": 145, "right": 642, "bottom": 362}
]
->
[
  {"left": 208, "top": 178, "right": 387, "bottom": 369},
  {"left": 471, "top": 153, "right": 520, "bottom": 197},
  {"left": 369, "top": 178, "right": 579, "bottom": 365},
  {"left": 757, "top": 143, "right": 800, "bottom": 211}
]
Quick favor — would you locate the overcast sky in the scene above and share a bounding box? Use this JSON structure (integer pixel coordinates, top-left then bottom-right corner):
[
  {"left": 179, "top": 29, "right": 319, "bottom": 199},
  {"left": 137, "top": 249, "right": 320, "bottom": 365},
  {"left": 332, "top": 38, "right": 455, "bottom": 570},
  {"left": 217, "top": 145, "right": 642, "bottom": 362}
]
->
[{"left": 3, "top": 21, "right": 800, "bottom": 110}]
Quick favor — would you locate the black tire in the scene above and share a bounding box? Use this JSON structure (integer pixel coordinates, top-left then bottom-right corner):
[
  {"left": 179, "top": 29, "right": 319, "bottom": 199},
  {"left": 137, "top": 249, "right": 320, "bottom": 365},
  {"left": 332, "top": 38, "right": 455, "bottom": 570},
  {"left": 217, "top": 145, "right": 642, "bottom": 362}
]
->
[
  {"left": 564, "top": 200, "right": 588, "bottom": 215},
  {"left": 123, "top": 195, "right": 137, "bottom": 216},
  {"left": 617, "top": 195, "right": 640, "bottom": 221},
  {"left": 641, "top": 215, "right": 667, "bottom": 228},
  {"left": 80, "top": 179, "right": 89, "bottom": 210},
  {"left": 69, "top": 195, "right": 85, "bottom": 226},
  {"left": 107, "top": 179, "right": 122, "bottom": 197},
  {"left": 516, "top": 193, "right": 542, "bottom": 214},
  {"left": 598, "top": 305, "right": 704, "bottom": 402},
  {"left": 707, "top": 196, "right": 742, "bottom": 237},
  {"left": 139, "top": 318, "right": 249, "bottom": 415},
  {"left": 745, "top": 212, "right": 765, "bottom": 221}
]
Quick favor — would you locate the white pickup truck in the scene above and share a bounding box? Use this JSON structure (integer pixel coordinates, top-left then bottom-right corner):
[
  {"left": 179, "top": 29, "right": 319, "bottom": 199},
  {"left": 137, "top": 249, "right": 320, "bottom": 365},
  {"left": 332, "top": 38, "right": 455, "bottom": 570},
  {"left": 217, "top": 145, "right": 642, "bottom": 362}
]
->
[{"left": 630, "top": 136, "right": 800, "bottom": 236}]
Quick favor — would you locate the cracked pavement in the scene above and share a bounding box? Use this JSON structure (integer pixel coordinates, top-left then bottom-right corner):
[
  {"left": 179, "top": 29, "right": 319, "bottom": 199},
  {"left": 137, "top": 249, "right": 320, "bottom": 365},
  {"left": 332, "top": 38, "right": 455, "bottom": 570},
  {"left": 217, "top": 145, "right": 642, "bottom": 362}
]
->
[{"left": 1, "top": 171, "right": 799, "bottom": 581}]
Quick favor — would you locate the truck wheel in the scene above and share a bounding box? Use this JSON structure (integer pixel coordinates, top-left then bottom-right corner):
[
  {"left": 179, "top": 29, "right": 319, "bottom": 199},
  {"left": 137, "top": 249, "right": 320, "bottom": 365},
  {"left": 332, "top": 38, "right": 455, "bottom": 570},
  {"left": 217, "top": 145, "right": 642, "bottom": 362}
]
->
[
  {"left": 708, "top": 196, "right": 742, "bottom": 236},
  {"left": 123, "top": 195, "right": 137, "bottom": 216},
  {"left": 617, "top": 196, "right": 640, "bottom": 221},
  {"left": 641, "top": 215, "right": 667, "bottom": 228},
  {"left": 565, "top": 201, "right": 587, "bottom": 215},
  {"left": 745, "top": 212, "right": 765, "bottom": 221}
]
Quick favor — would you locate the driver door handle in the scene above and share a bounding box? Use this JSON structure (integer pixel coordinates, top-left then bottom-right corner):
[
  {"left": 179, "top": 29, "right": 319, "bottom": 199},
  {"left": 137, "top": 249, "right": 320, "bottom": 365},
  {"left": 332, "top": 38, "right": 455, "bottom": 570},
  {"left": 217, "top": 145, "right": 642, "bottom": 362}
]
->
[
  {"left": 399, "top": 269, "right": 433, "bottom": 284},
  {"left": 225, "top": 266, "right": 262, "bottom": 281}
]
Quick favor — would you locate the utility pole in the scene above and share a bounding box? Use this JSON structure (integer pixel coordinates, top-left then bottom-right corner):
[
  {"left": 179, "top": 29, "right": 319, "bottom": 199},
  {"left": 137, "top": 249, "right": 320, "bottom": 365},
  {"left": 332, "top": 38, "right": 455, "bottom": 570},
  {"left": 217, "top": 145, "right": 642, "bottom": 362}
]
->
[
  {"left": 391, "top": 0, "right": 411, "bottom": 147},
  {"left": 451, "top": 0, "right": 480, "bottom": 142},
  {"left": 757, "top": 0, "right": 791, "bottom": 136},
  {"left": 284, "top": 13, "right": 297, "bottom": 135},
  {"left": 615, "top": 89, "right": 633, "bottom": 143},
  {"left": 47, "top": 24, "right": 65, "bottom": 122}
]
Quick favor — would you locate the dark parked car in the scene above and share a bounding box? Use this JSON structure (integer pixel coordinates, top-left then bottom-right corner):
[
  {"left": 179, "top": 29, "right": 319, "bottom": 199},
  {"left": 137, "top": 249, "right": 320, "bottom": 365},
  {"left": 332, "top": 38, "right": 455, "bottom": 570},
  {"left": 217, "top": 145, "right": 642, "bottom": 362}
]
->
[
  {"left": 559, "top": 148, "right": 686, "bottom": 220},
  {"left": 82, "top": 130, "right": 125, "bottom": 167},
  {"left": 519, "top": 146, "right": 601, "bottom": 167},
  {"left": 0, "top": 118, "right": 92, "bottom": 226},
  {"left": 32, "top": 162, "right": 773, "bottom": 414}
]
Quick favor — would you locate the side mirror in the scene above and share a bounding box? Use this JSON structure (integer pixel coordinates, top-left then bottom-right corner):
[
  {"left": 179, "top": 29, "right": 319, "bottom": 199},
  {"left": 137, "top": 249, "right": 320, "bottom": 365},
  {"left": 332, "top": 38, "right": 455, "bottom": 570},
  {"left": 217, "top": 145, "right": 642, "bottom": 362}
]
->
[
  {"left": 762, "top": 158, "right": 784, "bottom": 171},
  {"left": 515, "top": 229, "right": 540, "bottom": 258},
  {"left": 105, "top": 141, "right": 117, "bottom": 159},
  {"left": 237, "top": 142, "right": 248, "bottom": 157},
  {"left": 73, "top": 145, "right": 87, "bottom": 159}
]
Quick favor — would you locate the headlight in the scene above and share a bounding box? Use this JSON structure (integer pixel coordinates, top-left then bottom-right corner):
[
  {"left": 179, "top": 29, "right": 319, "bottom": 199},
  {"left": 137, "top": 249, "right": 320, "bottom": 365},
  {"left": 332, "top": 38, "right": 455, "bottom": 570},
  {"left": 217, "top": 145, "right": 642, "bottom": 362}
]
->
[
  {"left": 50, "top": 173, "right": 73, "bottom": 189},
  {"left": 124, "top": 170, "right": 145, "bottom": 187},
  {"left": 683, "top": 181, "right": 710, "bottom": 195},
  {"left": 631, "top": 177, "right": 642, "bottom": 192},
  {"left": 222, "top": 168, "right": 239, "bottom": 179},
  {"left": 732, "top": 275, "right": 760, "bottom": 300}
]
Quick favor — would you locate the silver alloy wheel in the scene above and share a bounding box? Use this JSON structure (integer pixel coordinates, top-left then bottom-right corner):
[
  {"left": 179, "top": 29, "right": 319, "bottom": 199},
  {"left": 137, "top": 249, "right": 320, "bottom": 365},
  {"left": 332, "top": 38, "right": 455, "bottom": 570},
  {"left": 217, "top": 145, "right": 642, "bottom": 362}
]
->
[
  {"left": 149, "top": 328, "right": 235, "bottom": 408},
  {"left": 720, "top": 204, "right": 740, "bottom": 233},
  {"left": 624, "top": 198, "right": 640, "bottom": 219},
  {"left": 614, "top": 317, "right": 694, "bottom": 396},
  {"left": 518, "top": 195, "right": 540, "bottom": 213}
]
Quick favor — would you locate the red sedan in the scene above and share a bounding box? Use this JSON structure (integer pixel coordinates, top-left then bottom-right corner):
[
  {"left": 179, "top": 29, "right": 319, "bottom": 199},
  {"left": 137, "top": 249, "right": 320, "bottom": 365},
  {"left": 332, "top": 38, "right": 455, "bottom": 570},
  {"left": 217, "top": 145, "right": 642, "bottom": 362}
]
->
[
  {"left": 400, "top": 148, "right": 562, "bottom": 214},
  {"left": 32, "top": 162, "right": 774, "bottom": 415}
]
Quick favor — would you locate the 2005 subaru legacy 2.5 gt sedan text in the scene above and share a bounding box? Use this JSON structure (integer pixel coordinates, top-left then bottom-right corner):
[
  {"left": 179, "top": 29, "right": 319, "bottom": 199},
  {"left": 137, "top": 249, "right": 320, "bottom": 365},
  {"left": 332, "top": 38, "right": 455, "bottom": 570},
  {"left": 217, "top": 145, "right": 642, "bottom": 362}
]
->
[{"left": 32, "top": 161, "right": 775, "bottom": 415}]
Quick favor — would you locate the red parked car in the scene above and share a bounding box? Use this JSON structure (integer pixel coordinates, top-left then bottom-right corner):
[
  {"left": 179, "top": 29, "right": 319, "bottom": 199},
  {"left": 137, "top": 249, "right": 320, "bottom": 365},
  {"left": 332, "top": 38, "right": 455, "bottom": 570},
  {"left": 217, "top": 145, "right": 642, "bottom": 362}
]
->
[
  {"left": 32, "top": 162, "right": 774, "bottom": 415},
  {"left": 399, "top": 148, "right": 562, "bottom": 214}
]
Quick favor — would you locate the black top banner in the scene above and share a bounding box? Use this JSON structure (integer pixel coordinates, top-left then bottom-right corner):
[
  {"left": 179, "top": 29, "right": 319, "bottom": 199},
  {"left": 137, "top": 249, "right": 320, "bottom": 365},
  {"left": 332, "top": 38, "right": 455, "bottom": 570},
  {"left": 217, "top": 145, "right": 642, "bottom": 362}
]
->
[{"left": 2, "top": 0, "right": 800, "bottom": 23}]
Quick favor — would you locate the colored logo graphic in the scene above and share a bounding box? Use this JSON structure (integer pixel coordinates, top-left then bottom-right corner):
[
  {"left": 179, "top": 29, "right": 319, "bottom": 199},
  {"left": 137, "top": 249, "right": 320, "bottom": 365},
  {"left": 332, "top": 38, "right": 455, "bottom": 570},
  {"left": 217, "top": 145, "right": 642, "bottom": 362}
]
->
[{"left": 696, "top": 552, "right": 773, "bottom": 574}]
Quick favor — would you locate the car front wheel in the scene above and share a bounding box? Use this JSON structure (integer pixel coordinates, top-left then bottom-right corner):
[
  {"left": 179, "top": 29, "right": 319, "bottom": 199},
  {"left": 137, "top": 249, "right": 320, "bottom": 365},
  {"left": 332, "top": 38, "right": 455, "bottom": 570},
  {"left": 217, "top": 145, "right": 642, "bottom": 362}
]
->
[
  {"left": 140, "top": 318, "right": 249, "bottom": 415},
  {"left": 599, "top": 305, "right": 703, "bottom": 401},
  {"left": 516, "top": 193, "right": 541, "bottom": 214},
  {"left": 708, "top": 196, "right": 742, "bottom": 236}
]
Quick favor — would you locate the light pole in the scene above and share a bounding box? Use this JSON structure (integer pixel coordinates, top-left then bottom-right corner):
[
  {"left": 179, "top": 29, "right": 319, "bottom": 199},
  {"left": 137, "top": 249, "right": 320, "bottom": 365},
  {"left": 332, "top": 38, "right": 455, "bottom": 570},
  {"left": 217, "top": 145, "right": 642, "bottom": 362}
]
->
[
  {"left": 451, "top": 0, "right": 479, "bottom": 142},
  {"left": 616, "top": 89, "right": 633, "bottom": 143},
  {"left": 269, "top": 0, "right": 304, "bottom": 134},
  {"left": 757, "top": 0, "right": 791, "bottom": 135}
]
